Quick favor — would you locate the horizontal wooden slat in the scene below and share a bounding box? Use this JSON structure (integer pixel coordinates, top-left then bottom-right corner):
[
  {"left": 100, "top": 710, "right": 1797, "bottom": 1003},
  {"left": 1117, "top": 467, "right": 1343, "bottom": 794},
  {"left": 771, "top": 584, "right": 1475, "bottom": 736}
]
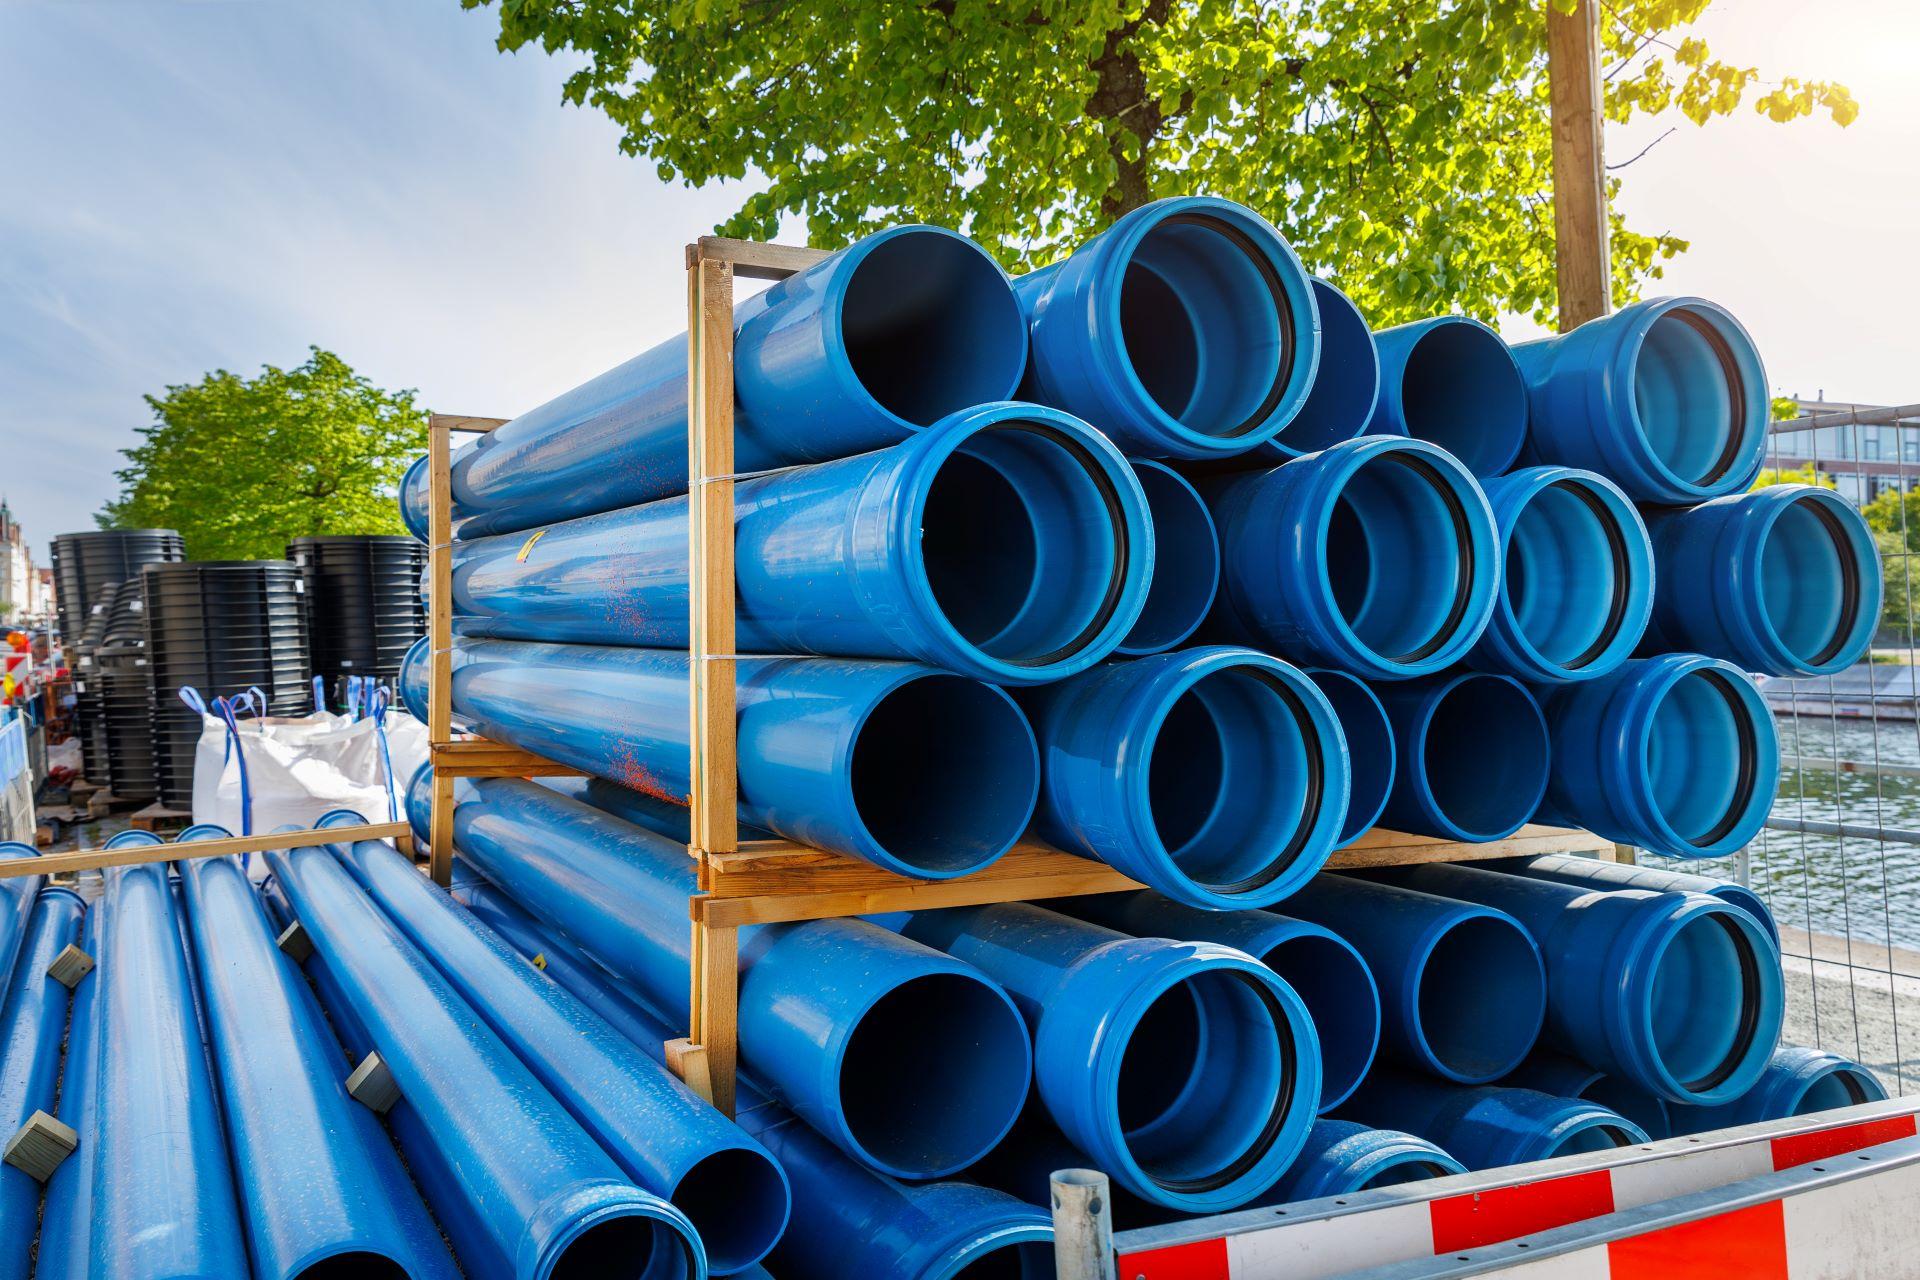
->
[
  {"left": 691, "top": 824, "right": 1608, "bottom": 927},
  {"left": 426, "top": 413, "right": 510, "bottom": 434},
  {"left": 688, "top": 236, "right": 831, "bottom": 280},
  {"left": 431, "top": 740, "right": 581, "bottom": 778},
  {"left": 0, "top": 821, "right": 411, "bottom": 879}
]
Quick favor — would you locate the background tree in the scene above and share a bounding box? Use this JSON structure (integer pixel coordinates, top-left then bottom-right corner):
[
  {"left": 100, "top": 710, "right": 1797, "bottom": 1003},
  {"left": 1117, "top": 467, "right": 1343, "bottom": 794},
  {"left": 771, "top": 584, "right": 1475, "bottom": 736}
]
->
[
  {"left": 465, "top": 0, "right": 1853, "bottom": 325},
  {"left": 100, "top": 348, "right": 425, "bottom": 561}
]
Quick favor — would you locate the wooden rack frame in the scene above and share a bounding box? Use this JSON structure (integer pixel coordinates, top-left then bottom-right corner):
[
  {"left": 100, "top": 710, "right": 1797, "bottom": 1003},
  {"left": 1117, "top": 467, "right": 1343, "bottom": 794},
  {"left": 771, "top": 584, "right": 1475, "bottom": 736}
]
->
[
  {"left": 421, "top": 236, "right": 1607, "bottom": 1117},
  {"left": 0, "top": 820, "right": 414, "bottom": 880}
]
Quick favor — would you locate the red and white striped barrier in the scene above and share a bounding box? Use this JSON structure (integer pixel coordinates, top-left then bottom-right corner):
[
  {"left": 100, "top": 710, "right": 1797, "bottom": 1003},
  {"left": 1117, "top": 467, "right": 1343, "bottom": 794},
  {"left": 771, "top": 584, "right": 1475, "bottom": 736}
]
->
[{"left": 1108, "top": 1098, "right": 1920, "bottom": 1280}]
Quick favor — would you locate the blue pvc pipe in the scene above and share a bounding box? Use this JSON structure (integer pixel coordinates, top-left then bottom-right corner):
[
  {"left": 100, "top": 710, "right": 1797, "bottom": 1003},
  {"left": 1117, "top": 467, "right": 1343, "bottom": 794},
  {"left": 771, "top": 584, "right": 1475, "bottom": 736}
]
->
[
  {"left": 1668, "top": 1047, "right": 1887, "bottom": 1135},
  {"left": 1504, "top": 1052, "right": 1673, "bottom": 1142},
  {"left": 1283, "top": 874, "right": 1545, "bottom": 1083},
  {"left": 401, "top": 225, "right": 1028, "bottom": 539},
  {"left": 1117, "top": 460, "right": 1221, "bottom": 655},
  {"left": 1306, "top": 669, "right": 1394, "bottom": 844},
  {"left": 1469, "top": 467, "right": 1655, "bottom": 683},
  {"left": 1201, "top": 435, "right": 1501, "bottom": 680},
  {"left": 1493, "top": 853, "right": 1780, "bottom": 948},
  {"left": 266, "top": 837, "right": 707, "bottom": 1280},
  {"left": 176, "top": 849, "right": 460, "bottom": 1280},
  {"left": 1251, "top": 278, "right": 1381, "bottom": 462},
  {"left": 894, "top": 901, "right": 1321, "bottom": 1212},
  {"left": 1373, "top": 672, "right": 1551, "bottom": 842},
  {"left": 1063, "top": 890, "right": 1380, "bottom": 1111},
  {"left": 1514, "top": 297, "right": 1769, "bottom": 503},
  {"left": 0, "top": 887, "right": 82, "bottom": 1279},
  {"left": 1365, "top": 863, "right": 1784, "bottom": 1105},
  {"left": 34, "top": 905, "right": 100, "bottom": 1280},
  {"left": 409, "top": 770, "right": 1033, "bottom": 1180},
  {"left": 0, "top": 841, "right": 42, "bottom": 1001},
  {"left": 91, "top": 858, "right": 251, "bottom": 1278},
  {"left": 322, "top": 818, "right": 790, "bottom": 1274},
  {"left": 1023, "top": 645, "right": 1349, "bottom": 909},
  {"left": 1641, "top": 485, "right": 1881, "bottom": 676},
  {"left": 399, "top": 636, "right": 1038, "bottom": 879},
  {"left": 445, "top": 402, "right": 1153, "bottom": 686},
  {"left": 1536, "top": 654, "right": 1780, "bottom": 859},
  {"left": 1263, "top": 1119, "right": 1467, "bottom": 1202},
  {"left": 1014, "top": 196, "right": 1322, "bottom": 459},
  {"left": 444, "top": 878, "right": 1055, "bottom": 1280},
  {"left": 1339, "top": 1072, "right": 1649, "bottom": 1170},
  {"left": 1369, "top": 317, "right": 1529, "bottom": 477}
]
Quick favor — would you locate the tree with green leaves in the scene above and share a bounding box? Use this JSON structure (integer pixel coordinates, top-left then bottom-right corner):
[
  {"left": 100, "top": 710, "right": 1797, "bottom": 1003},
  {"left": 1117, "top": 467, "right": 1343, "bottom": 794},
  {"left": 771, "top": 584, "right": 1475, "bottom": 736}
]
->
[
  {"left": 100, "top": 348, "right": 425, "bottom": 561},
  {"left": 1750, "top": 464, "right": 1834, "bottom": 491},
  {"left": 464, "top": 0, "right": 1853, "bottom": 325}
]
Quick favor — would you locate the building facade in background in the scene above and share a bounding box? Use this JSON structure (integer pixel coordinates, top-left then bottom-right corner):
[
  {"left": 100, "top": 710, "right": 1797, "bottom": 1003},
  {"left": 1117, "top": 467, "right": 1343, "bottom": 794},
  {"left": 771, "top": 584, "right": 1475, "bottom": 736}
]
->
[
  {"left": 0, "top": 499, "right": 34, "bottom": 623},
  {"left": 1769, "top": 399, "right": 1920, "bottom": 505}
]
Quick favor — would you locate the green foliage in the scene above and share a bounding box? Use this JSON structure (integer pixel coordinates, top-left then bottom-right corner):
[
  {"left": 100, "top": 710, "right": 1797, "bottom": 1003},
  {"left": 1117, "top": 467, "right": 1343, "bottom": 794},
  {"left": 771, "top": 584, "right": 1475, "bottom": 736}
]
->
[
  {"left": 1750, "top": 464, "right": 1834, "bottom": 491},
  {"left": 465, "top": 0, "right": 1853, "bottom": 325},
  {"left": 1858, "top": 488, "right": 1918, "bottom": 638},
  {"left": 99, "top": 348, "right": 425, "bottom": 561}
]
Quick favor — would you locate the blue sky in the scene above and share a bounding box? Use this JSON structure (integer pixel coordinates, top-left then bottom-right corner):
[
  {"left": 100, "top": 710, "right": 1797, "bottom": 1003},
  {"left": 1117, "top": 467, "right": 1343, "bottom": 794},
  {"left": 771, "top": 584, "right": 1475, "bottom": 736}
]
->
[{"left": 2, "top": 0, "right": 1914, "bottom": 562}]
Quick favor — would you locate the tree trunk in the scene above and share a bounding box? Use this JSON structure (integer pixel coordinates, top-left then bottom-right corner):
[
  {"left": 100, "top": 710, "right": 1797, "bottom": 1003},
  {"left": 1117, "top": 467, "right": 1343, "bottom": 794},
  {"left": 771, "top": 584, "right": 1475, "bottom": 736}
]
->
[{"left": 1087, "top": 2, "right": 1170, "bottom": 220}]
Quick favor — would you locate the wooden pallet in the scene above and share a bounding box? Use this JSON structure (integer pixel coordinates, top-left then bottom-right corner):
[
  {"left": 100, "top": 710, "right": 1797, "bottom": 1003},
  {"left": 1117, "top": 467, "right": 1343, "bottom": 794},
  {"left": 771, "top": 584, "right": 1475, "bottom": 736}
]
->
[
  {"left": 420, "top": 233, "right": 1614, "bottom": 1117},
  {"left": 128, "top": 803, "right": 194, "bottom": 833}
]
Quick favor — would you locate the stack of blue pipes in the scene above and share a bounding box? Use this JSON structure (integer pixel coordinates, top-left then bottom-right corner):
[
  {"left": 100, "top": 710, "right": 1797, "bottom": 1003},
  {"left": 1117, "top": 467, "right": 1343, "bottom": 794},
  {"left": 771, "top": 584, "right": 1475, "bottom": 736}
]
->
[
  {"left": 381, "top": 195, "right": 1890, "bottom": 1242},
  {"left": 4, "top": 197, "right": 1896, "bottom": 1280}
]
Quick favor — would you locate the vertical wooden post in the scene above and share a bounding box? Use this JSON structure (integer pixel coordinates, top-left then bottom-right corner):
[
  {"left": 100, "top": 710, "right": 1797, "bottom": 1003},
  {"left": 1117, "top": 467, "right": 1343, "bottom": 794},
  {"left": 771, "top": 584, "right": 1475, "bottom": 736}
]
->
[
  {"left": 426, "top": 414, "right": 457, "bottom": 887},
  {"left": 1548, "top": 0, "right": 1610, "bottom": 333},
  {"left": 684, "top": 245, "right": 741, "bottom": 1116}
]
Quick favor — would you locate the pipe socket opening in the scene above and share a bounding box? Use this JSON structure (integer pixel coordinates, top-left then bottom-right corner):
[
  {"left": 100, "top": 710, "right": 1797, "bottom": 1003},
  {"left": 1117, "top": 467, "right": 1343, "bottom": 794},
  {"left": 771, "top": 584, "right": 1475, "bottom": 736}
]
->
[
  {"left": 1505, "top": 481, "right": 1632, "bottom": 671},
  {"left": 1758, "top": 494, "right": 1872, "bottom": 671},
  {"left": 838, "top": 973, "right": 1031, "bottom": 1174},
  {"left": 1645, "top": 671, "right": 1761, "bottom": 849},
  {"left": 950, "top": 1242, "right": 1057, "bottom": 1280},
  {"left": 922, "top": 422, "right": 1132, "bottom": 668},
  {"left": 849, "top": 676, "right": 1037, "bottom": 875},
  {"left": 546, "top": 1215, "right": 692, "bottom": 1280},
  {"left": 1275, "top": 280, "right": 1378, "bottom": 455},
  {"left": 1649, "top": 912, "right": 1767, "bottom": 1094},
  {"left": 1580, "top": 1074, "right": 1673, "bottom": 1142},
  {"left": 1120, "top": 462, "right": 1219, "bottom": 654},
  {"left": 1416, "top": 916, "right": 1544, "bottom": 1081},
  {"left": 294, "top": 1255, "right": 408, "bottom": 1280},
  {"left": 1119, "top": 213, "right": 1290, "bottom": 439},
  {"left": 669, "top": 1148, "right": 790, "bottom": 1274},
  {"left": 1310, "top": 670, "right": 1393, "bottom": 843},
  {"left": 1418, "top": 678, "right": 1549, "bottom": 841},
  {"left": 1632, "top": 308, "right": 1755, "bottom": 488},
  {"left": 1325, "top": 454, "right": 1476, "bottom": 665},
  {"left": 1263, "top": 932, "right": 1378, "bottom": 1109},
  {"left": 1542, "top": 1116, "right": 1641, "bottom": 1160},
  {"left": 1115, "top": 968, "right": 1295, "bottom": 1190},
  {"left": 1394, "top": 323, "right": 1528, "bottom": 475},
  {"left": 1793, "top": 1065, "right": 1880, "bottom": 1116},
  {"left": 842, "top": 232, "right": 1027, "bottom": 426},
  {"left": 1360, "top": 1158, "right": 1456, "bottom": 1190},
  {"left": 1144, "top": 664, "right": 1327, "bottom": 893}
]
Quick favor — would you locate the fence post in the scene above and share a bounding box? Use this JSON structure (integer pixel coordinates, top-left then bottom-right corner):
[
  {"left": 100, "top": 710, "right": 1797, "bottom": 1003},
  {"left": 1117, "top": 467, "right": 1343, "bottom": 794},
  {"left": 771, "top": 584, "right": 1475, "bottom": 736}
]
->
[{"left": 1051, "top": 1169, "right": 1118, "bottom": 1280}]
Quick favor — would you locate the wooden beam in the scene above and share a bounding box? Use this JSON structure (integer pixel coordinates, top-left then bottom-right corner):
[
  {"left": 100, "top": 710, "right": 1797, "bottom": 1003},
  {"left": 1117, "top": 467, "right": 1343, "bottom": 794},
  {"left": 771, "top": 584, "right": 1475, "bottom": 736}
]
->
[
  {"left": 689, "top": 236, "right": 831, "bottom": 281},
  {"left": 429, "top": 739, "right": 582, "bottom": 778},
  {"left": 687, "top": 254, "right": 741, "bottom": 864},
  {"left": 0, "top": 820, "right": 411, "bottom": 880},
  {"left": 3, "top": 1111, "right": 78, "bottom": 1182},
  {"left": 1548, "top": 0, "right": 1611, "bottom": 331},
  {"left": 46, "top": 944, "right": 94, "bottom": 989},
  {"left": 426, "top": 413, "right": 511, "bottom": 434}
]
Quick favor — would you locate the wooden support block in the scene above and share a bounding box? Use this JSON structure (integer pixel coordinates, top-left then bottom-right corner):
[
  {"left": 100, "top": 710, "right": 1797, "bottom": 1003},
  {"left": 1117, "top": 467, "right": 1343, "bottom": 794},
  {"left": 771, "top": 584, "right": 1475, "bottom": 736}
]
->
[
  {"left": 46, "top": 944, "right": 94, "bottom": 989},
  {"left": 665, "top": 1038, "right": 715, "bottom": 1105},
  {"left": 3, "top": 1110, "right": 78, "bottom": 1182},
  {"left": 346, "top": 1052, "right": 401, "bottom": 1114},
  {"left": 276, "top": 921, "right": 314, "bottom": 964}
]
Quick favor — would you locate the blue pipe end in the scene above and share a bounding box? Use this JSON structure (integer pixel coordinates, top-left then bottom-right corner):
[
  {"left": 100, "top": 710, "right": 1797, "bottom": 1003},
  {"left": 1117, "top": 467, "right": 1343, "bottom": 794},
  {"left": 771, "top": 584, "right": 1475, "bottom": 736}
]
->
[
  {"left": 1264, "top": 1119, "right": 1467, "bottom": 1202},
  {"left": 1305, "top": 669, "right": 1394, "bottom": 844},
  {"left": 103, "top": 830, "right": 167, "bottom": 849},
  {"left": 1376, "top": 673, "right": 1550, "bottom": 843},
  {"left": 1407, "top": 907, "right": 1547, "bottom": 1083},
  {"left": 1371, "top": 317, "right": 1529, "bottom": 477},
  {"left": 1505, "top": 1052, "right": 1673, "bottom": 1142},
  {"left": 1115, "top": 461, "right": 1220, "bottom": 656},
  {"left": 1472, "top": 467, "right": 1655, "bottom": 683},
  {"left": 1256, "top": 279, "right": 1381, "bottom": 461},
  {"left": 399, "top": 454, "right": 430, "bottom": 542},
  {"left": 174, "top": 823, "right": 232, "bottom": 842},
  {"left": 524, "top": 1181, "right": 707, "bottom": 1280},
  {"left": 1254, "top": 920, "right": 1381, "bottom": 1111}
]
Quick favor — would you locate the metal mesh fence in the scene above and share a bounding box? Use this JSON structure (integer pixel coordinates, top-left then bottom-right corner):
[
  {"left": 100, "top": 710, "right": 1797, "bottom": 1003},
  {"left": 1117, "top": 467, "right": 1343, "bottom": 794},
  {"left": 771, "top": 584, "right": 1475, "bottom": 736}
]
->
[{"left": 1637, "top": 401, "right": 1920, "bottom": 1095}]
